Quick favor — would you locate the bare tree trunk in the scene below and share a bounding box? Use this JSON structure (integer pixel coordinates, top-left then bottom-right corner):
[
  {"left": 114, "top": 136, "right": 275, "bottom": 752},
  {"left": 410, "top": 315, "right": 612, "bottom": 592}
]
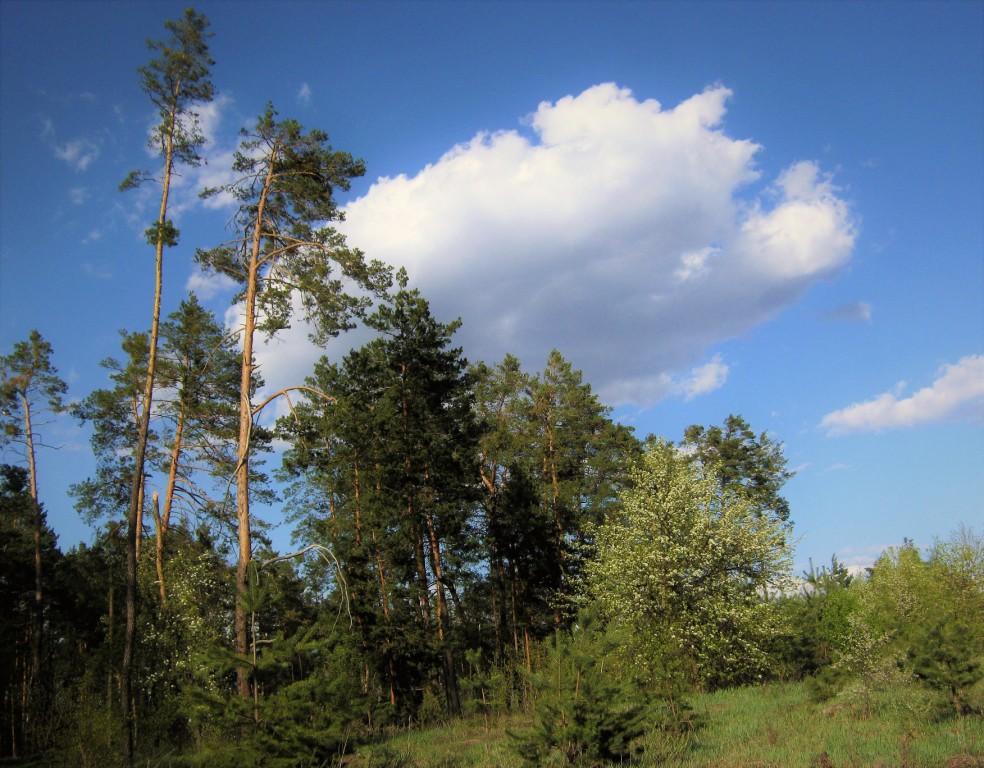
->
[
  {"left": 411, "top": 514, "right": 432, "bottom": 627},
  {"left": 480, "top": 465, "right": 506, "bottom": 659},
  {"left": 136, "top": 479, "right": 145, "bottom": 563},
  {"left": 122, "top": 99, "right": 177, "bottom": 767},
  {"left": 547, "top": 425, "right": 563, "bottom": 629},
  {"left": 20, "top": 395, "right": 41, "bottom": 699},
  {"left": 155, "top": 410, "right": 184, "bottom": 604},
  {"left": 234, "top": 157, "right": 275, "bottom": 700},
  {"left": 425, "top": 512, "right": 460, "bottom": 715},
  {"left": 107, "top": 583, "right": 114, "bottom": 709}
]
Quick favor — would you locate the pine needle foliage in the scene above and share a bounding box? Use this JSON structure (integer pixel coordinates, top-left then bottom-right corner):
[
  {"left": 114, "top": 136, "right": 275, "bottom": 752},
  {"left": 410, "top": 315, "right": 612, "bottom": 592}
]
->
[{"left": 511, "top": 611, "right": 650, "bottom": 767}]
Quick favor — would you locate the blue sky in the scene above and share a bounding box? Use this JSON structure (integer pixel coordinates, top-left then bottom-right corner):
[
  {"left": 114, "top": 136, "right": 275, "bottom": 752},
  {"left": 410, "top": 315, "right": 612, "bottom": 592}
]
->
[{"left": 1, "top": 1, "right": 981, "bottom": 573}]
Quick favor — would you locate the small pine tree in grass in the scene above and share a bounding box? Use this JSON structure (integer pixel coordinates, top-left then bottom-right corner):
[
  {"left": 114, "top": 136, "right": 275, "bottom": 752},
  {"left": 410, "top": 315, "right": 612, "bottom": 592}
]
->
[
  {"left": 910, "top": 614, "right": 982, "bottom": 715},
  {"left": 184, "top": 616, "right": 368, "bottom": 767},
  {"left": 511, "top": 610, "right": 650, "bottom": 767}
]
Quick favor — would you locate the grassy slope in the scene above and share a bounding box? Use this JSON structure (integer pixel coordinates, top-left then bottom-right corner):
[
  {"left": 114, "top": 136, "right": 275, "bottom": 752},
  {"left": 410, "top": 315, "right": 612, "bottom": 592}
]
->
[{"left": 351, "top": 682, "right": 984, "bottom": 767}]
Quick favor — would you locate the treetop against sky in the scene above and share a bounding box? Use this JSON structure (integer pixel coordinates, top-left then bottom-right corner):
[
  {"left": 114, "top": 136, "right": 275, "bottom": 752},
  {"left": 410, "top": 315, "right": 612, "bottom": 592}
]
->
[{"left": 0, "top": 1, "right": 981, "bottom": 571}]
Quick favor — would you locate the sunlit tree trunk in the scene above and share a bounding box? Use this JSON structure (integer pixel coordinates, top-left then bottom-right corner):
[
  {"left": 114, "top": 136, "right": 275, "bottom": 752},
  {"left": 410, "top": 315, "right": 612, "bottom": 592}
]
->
[
  {"left": 122, "top": 100, "right": 176, "bottom": 764},
  {"left": 234, "top": 157, "right": 275, "bottom": 700}
]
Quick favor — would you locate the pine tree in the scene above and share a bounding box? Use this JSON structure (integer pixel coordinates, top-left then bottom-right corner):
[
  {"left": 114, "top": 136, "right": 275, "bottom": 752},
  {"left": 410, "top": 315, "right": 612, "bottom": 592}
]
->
[
  {"left": 71, "top": 331, "right": 157, "bottom": 532},
  {"left": 511, "top": 609, "right": 650, "bottom": 767},
  {"left": 526, "top": 351, "right": 638, "bottom": 630},
  {"left": 0, "top": 331, "right": 67, "bottom": 711},
  {"left": 680, "top": 414, "right": 793, "bottom": 524},
  {"left": 118, "top": 11, "right": 215, "bottom": 761},
  {"left": 197, "top": 104, "right": 390, "bottom": 700},
  {"left": 154, "top": 295, "right": 243, "bottom": 604},
  {"left": 282, "top": 280, "right": 479, "bottom": 717}
]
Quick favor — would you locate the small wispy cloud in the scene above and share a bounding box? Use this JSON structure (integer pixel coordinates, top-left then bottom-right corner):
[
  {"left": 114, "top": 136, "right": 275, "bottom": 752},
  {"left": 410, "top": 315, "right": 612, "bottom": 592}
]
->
[
  {"left": 82, "top": 229, "right": 103, "bottom": 244},
  {"left": 821, "top": 354, "right": 984, "bottom": 434},
  {"left": 78, "top": 91, "right": 97, "bottom": 103},
  {"left": 597, "top": 355, "right": 730, "bottom": 405},
  {"left": 68, "top": 187, "right": 90, "bottom": 205},
  {"left": 81, "top": 260, "right": 112, "bottom": 279},
  {"left": 297, "top": 82, "right": 312, "bottom": 105},
  {"left": 40, "top": 117, "right": 55, "bottom": 140},
  {"left": 681, "top": 355, "right": 729, "bottom": 400},
  {"left": 186, "top": 269, "right": 237, "bottom": 299},
  {"left": 825, "top": 301, "right": 872, "bottom": 323},
  {"left": 674, "top": 246, "right": 717, "bottom": 282},
  {"left": 835, "top": 543, "right": 892, "bottom": 573},
  {"left": 55, "top": 138, "right": 100, "bottom": 171}
]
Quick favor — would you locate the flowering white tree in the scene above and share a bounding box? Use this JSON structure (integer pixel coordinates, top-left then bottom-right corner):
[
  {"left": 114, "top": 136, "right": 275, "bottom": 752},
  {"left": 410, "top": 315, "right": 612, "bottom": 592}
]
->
[{"left": 586, "top": 440, "right": 791, "bottom": 690}]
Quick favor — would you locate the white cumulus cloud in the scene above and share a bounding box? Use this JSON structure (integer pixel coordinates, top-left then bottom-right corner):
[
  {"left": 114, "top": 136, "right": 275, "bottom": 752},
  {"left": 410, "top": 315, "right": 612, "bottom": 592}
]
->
[
  {"left": 297, "top": 82, "right": 312, "bottom": 105},
  {"left": 239, "top": 83, "right": 855, "bottom": 406},
  {"left": 821, "top": 355, "right": 984, "bottom": 434}
]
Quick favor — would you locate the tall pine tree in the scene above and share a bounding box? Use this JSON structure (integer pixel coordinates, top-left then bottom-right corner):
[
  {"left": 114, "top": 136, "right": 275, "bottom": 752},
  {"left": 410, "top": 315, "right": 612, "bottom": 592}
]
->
[
  {"left": 197, "top": 104, "right": 390, "bottom": 700},
  {"left": 118, "top": 11, "right": 214, "bottom": 761}
]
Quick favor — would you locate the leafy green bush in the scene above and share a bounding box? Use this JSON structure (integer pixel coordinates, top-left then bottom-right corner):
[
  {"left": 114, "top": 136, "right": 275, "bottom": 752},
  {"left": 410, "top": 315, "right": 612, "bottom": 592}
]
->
[
  {"left": 776, "top": 557, "right": 859, "bottom": 681},
  {"left": 586, "top": 440, "right": 792, "bottom": 691},
  {"left": 817, "top": 532, "right": 984, "bottom": 717}
]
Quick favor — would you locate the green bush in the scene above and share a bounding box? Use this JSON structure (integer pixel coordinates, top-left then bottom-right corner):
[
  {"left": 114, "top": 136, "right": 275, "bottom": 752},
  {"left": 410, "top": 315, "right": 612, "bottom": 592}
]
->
[{"left": 817, "top": 532, "right": 984, "bottom": 717}]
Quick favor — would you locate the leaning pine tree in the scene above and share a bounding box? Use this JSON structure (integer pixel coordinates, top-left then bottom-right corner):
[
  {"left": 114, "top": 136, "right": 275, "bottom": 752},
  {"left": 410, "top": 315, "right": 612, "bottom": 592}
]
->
[
  {"left": 197, "top": 104, "right": 391, "bottom": 701},
  {"left": 117, "top": 11, "right": 214, "bottom": 762}
]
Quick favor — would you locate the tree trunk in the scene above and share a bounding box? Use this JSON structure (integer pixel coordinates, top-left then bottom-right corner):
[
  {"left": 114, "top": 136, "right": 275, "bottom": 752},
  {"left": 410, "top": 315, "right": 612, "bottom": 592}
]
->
[
  {"left": 547, "top": 424, "right": 563, "bottom": 629},
  {"left": 20, "top": 394, "right": 42, "bottom": 700},
  {"left": 122, "top": 98, "right": 177, "bottom": 767},
  {"left": 411, "top": 514, "right": 432, "bottom": 627},
  {"left": 107, "top": 583, "right": 114, "bottom": 709},
  {"left": 425, "top": 512, "right": 460, "bottom": 715},
  {"left": 480, "top": 464, "right": 506, "bottom": 659},
  {"left": 155, "top": 410, "right": 184, "bottom": 604},
  {"left": 234, "top": 155, "right": 275, "bottom": 700}
]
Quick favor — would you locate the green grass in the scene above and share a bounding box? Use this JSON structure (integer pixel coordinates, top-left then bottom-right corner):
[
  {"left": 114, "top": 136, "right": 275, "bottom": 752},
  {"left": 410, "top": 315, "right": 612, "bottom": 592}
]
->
[{"left": 347, "top": 682, "right": 984, "bottom": 767}]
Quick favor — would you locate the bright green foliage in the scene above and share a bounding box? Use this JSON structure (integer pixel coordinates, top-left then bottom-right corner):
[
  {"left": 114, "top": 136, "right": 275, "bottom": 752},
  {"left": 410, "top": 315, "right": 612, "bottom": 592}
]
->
[
  {"left": 587, "top": 441, "right": 791, "bottom": 690},
  {"left": 511, "top": 611, "right": 651, "bottom": 767},
  {"left": 352, "top": 679, "right": 984, "bottom": 768},
  {"left": 527, "top": 351, "right": 640, "bottom": 627},
  {"left": 832, "top": 535, "right": 984, "bottom": 715},
  {"left": 776, "top": 556, "right": 859, "bottom": 679},
  {"left": 184, "top": 601, "right": 367, "bottom": 766},
  {"left": 680, "top": 414, "right": 793, "bottom": 523}
]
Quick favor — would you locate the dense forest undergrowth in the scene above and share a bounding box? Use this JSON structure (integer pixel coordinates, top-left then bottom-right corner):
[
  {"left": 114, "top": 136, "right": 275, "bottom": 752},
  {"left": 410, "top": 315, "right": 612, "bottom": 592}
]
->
[{"left": 1, "top": 9, "right": 981, "bottom": 768}]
